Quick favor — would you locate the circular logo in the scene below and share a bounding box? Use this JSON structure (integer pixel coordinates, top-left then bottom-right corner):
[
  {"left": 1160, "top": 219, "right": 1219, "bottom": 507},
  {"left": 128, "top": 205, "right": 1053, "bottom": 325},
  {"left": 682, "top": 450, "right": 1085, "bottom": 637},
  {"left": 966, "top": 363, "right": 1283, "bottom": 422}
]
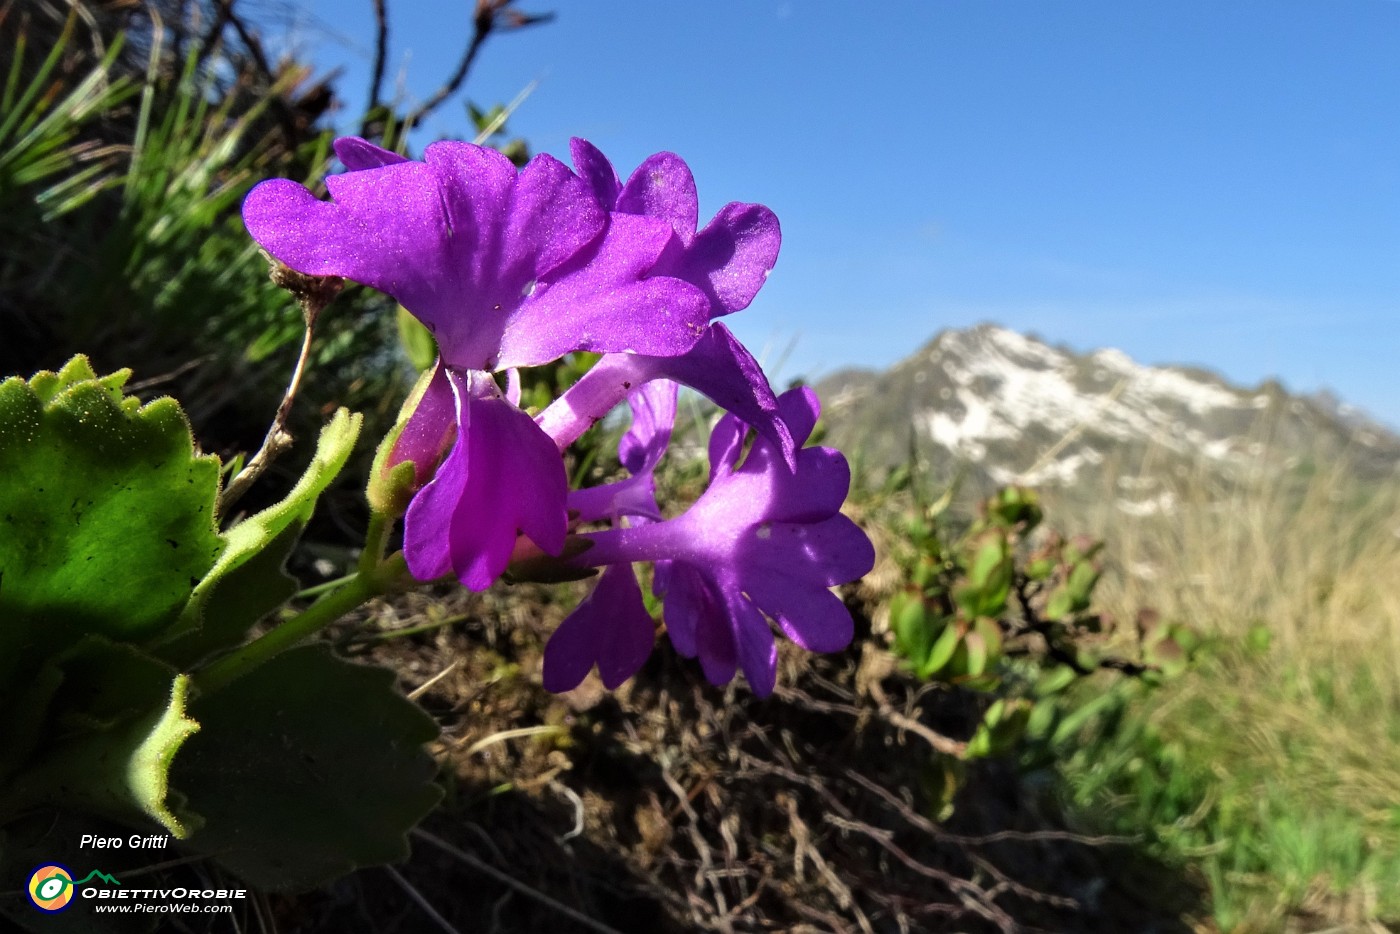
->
[{"left": 27, "top": 864, "right": 76, "bottom": 912}]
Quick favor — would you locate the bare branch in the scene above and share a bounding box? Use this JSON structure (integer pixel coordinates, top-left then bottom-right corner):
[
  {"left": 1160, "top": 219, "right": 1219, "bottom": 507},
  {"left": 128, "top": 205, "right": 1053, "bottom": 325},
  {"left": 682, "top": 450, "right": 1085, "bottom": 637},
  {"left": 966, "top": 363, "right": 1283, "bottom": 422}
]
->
[
  {"left": 362, "top": 0, "right": 389, "bottom": 136},
  {"left": 403, "top": 0, "right": 554, "bottom": 131}
]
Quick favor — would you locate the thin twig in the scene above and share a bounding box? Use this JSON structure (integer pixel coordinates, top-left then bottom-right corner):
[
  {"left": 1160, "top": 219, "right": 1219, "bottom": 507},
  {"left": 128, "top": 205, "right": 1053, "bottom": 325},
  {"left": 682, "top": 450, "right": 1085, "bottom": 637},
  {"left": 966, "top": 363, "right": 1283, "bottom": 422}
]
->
[
  {"left": 411, "top": 829, "right": 627, "bottom": 934},
  {"left": 458, "top": 724, "right": 565, "bottom": 755},
  {"left": 842, "top": 768, "right": 1134, "bottom": 848},
  {"left": 362, "top": 0, "right": 389, "bottom": 135},
  {"left": 126, "top": 354, "right": 214, "bottom": 392},
  {"left": 403, "top": 0, "right": 494, "bottom": 130},
  {"left": 775, "top": 684, "right": 968, "bottom": 756},
  {"left": 217, "top": 265, "right": 341, "bottom": 517},
  {"left": 404, "top": 1, "right": 554, "bottom": 131},
  {"left": 383, "top": 864, "right": 462, "bottom": 934},
  {"left": 217, "top": 319, "right": 313, "bottom": 515},
  {"left": 408, "top": 659, "right": 461, "bottom": 701},
  {"left": 212, "top": 0, "right": 298, "bottom": 148}
]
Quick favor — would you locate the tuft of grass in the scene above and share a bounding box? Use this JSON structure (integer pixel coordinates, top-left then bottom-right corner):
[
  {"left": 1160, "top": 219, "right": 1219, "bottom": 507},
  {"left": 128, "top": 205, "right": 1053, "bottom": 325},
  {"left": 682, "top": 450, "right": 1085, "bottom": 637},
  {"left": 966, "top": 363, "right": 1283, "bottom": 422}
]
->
[{"left": 1044, "top": 453, "right": 1400, "bottom": 930}]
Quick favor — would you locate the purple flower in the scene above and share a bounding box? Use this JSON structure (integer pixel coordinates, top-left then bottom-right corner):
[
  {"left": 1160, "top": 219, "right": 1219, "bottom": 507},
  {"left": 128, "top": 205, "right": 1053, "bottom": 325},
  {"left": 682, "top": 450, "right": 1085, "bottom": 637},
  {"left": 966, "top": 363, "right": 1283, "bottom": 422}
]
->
[
  {"left": 569, "top": 139, "right": 781, "bottom": 321},
  {"left": 536, "top": 322, "right": 795, "bottom": 470},
  {"left": 243, "top": 136, "right": 800, "bottom": 608},
  {"left": 246, "top": 137, "right": 711, "bottom": 370},
  {"left": 543, "top": 385, "right": 874, "bottom": 696},
  {"left": 242, "top": 138, "right": 720, "bottom": 590},
  {"left": 531, "top": 143, "right": 789, "bottom": 469},
  {"left": 565, "top": 380, "right": 675, "bottom": 525}
]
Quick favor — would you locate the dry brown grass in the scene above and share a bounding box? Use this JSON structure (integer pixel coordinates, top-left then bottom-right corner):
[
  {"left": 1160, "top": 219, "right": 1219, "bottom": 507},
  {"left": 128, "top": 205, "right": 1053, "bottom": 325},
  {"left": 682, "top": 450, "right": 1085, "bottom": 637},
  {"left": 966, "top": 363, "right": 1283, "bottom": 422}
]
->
[{"left": 1041, "top": 448, "right": 1400, "bottom": 929}]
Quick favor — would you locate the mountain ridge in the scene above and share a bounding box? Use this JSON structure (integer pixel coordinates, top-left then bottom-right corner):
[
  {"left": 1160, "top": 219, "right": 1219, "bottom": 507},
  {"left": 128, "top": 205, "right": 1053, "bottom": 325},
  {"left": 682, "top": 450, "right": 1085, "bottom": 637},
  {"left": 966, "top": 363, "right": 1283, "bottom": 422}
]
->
[{"left": 814, "top": 323, "right": 1400, "bottom": 502}]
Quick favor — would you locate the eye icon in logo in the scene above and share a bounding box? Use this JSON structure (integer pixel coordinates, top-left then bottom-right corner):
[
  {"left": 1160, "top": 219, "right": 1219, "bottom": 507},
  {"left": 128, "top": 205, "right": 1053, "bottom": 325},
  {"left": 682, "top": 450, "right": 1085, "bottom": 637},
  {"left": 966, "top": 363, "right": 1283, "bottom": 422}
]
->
[{"left": 27, "top": 864, "right": 75, "bottom": 912}]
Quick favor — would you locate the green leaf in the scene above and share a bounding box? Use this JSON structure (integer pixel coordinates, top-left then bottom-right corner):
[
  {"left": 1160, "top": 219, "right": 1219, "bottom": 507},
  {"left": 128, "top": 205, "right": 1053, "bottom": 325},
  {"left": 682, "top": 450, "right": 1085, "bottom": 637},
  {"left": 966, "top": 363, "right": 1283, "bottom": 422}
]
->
[
  {"left": 972, "top": 616, "right": 1004, "bottom": 669},
  {"left": 1144, "top": 623, "right": 1195, "bottom": 677},
  {"left": 965, "top": 698, "right": 1032, "bottom": 759},
  {"left": 1051, "top": 690, "right": 1123, "bottom": 747},
  {"left": 955, "top": 532, "right": 1013, "bottom": 618},
  {"left": 984, "top": 486, "right": 1042, "bottom": 530},
  {"left": 396, "top": 304, "right": 438, "bottom": 372},
  {"left": 5, "top": 673, "right": 201, "bottom": 837},
  {"left": 890, "top": 591, "right": 931, "bottom": 663},
  {"left": 1044, "top": 585, "right": 1074, "bottom": 621},
  {"left": 0, "top": 358, "right": 222, "bottom": 693},
  {"left": 963, "top": 629, "right": 989, "bottom": 678},
  {"left": 48, "top": 636, "right": 181, "bottom": 730},
  {"left": 155, "top": 409, "right": 362, "bottom": 667},
  {"left": 918, "top": 620, "right": 962, "bottom": 679},
  {"left": 918, "top": 755, "right": 964, "bottom": 822},
  {"left": 1065, "top": 559, "right": 1100, "bottom": 608},
  {"left": 171, "top": 646, "right": 441, "bottom": 890},
  {"left": 1034, "top": 664, "right": 1079, "bottom": 697}
]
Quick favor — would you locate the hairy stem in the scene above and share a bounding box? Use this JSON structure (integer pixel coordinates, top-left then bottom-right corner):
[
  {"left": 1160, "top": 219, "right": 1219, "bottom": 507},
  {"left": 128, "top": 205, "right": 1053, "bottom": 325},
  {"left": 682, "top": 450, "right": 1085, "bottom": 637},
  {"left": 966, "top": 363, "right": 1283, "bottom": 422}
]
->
[{"left": 194, "top": 552, "right": 408, "bottom": 695}]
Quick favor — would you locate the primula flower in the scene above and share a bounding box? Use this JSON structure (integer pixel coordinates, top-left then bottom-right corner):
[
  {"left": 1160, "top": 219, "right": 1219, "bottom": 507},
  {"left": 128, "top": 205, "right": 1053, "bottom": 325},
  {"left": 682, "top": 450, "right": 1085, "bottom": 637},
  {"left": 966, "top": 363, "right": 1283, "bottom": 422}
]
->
[
  {"left": 242, "top": 137, "right": 755, "bottom": 589},
  {"left": 543, "top": 384, "right": 875, "bottom": 696},
  {"left": 569, "top": 139, "right": 781, "bottom": 320},
  {"left": 533, "top": 142, "right": 792, "bottom": 467}
]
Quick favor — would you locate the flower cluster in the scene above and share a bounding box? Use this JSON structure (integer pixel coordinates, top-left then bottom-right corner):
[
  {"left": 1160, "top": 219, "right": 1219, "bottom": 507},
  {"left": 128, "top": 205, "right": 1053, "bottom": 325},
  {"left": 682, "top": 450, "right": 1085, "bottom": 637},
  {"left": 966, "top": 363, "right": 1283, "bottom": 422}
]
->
[{"left": 244, "top": 137, "right": 873, "bottom": 696}]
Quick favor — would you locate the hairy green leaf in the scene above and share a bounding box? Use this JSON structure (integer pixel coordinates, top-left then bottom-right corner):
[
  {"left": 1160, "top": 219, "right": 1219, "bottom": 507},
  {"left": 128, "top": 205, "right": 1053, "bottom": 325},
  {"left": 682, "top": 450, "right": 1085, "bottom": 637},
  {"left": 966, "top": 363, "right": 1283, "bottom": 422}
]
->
[
  {"left": 0, "top": 357, "right": 222, "bottom": 694},
  {"left": 171, "top": 646, "right": 441, "bottom": 889},
  {"left": 4, "top": 673, "right": 201, "bottom": 837}
]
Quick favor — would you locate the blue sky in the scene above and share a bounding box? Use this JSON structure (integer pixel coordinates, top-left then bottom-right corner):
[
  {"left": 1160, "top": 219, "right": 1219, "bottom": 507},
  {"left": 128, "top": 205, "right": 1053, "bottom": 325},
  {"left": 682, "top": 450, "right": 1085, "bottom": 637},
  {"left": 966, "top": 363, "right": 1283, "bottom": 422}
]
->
[{"left": 291, "top": 0, "right": 1400, "bottom": 427}]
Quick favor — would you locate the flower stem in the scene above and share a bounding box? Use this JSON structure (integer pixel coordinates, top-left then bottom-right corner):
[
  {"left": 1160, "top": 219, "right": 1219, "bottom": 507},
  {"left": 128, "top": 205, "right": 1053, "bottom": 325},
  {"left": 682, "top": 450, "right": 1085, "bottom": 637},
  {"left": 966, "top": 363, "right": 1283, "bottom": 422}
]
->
[
  {"left": 194, "top": 551, "right": 408, "bottom": 695},
  {"left": 359, "top": 510, "right": 391, "bottom": 576}
]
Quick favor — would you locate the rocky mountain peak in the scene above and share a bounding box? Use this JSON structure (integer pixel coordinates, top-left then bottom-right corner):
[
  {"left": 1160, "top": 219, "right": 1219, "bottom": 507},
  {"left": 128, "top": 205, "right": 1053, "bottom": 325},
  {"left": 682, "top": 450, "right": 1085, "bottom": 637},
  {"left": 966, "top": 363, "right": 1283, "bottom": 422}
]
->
[{"left": 816, "top": 324, "right": 1399, "bottom": 505}]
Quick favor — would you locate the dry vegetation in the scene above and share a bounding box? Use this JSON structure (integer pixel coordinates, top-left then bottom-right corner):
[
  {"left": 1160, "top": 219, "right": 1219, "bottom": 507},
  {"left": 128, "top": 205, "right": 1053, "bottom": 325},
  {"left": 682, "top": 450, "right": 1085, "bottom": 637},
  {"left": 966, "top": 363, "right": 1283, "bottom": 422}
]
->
[
  {"left": 263, "top": 575, "right": 1206, "bottom": 934},
  {"left": 1043, "top": 448, "right": 1400, "bottom": 931}
]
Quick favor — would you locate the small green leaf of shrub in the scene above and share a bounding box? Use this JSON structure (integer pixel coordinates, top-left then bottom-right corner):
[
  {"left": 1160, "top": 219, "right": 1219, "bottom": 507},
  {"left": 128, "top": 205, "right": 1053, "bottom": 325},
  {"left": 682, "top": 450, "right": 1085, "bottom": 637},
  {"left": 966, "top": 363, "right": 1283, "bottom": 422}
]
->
[
  {"left": 919, "top": 619, "right": 962, "bottom": 679},
  {"left": 965, "top": 698, "right": 1032, "bottom": 759}
]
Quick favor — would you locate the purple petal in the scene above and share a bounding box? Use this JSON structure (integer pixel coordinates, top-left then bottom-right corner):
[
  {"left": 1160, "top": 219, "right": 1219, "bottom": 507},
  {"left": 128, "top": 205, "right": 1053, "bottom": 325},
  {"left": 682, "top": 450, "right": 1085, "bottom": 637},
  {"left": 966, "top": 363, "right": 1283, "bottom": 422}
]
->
[
  {"left": 566, "top": 381, "right": 675, "bottom": 523},
  {"left": 387, "top": 360, "right": 456, "bottom": 488},
  {"left": 496, "top": 212, "right": 710, "bottom": 368},
  {"left": 535, "top": 326, "right": 791, "bottom": 468},
  {"left": 723, "top": 587, "right": 778, "bottom": 696},
  {"left": 776, "top": 386, "right": 821, "bottom": 448},
  {"left": 422, "top": 145, "right": 607, "bottom": 366},
  {"left": 616, "top": 152, "right": 699, "bottom": 246},
  {"left": 542, "top": 564, "right": 655, "bottom": 692},
  {"left": 739, "top": 515, "right": 875, "bottom": 590},
  {"left": 707, "top": 410, "right": 748, "bottom": 484},
  {"left": 403, "top": 370, "right": 567, "bottom": 590},
  {"left": 645, "top": 324, "right": 793, "bottom": 468},
  {"left": 503, "top": 153, "right": 604, "bottom": 279},
  {"left": 620, "top": 380, "right": 677, "bottom": 475},
  {"left": 246, "top": 142, "right": 614, "bottom": 372},
  {"left": 740, "top": 558, "right": 858, "bottom": 654},
  {"left": 659, "top": 563, "right": 708, "bottom": 659},
  {"left": 567, "top": 475, "right": 662, "bottom": 525},
  {"left": 740, "top": 445, "right": 852, "bottom": 523},
  {"left": 658, "top": 566, "right": 742, "bottom": 688},
  {"left": 694, "top": 589, "right": 738, "bottom": 687},
  {"left": 569, "top": 138, "right": 621, "bottom": 208},
  {"left": 665, "top": 202, "right": 781, "bottom": 317},
  {"left": 244, "top": 168, "right": 452, "bottom": 309},
  {"left": 334, "top": 136, "right": 409, "bottom": 170}
]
